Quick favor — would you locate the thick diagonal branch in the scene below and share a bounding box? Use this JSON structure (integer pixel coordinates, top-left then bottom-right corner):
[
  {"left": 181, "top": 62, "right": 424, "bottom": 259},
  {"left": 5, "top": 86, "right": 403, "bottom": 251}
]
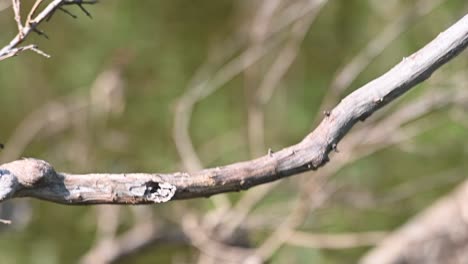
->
[{"left": 0, "top": 14, "right": 467, "bottom": 205}]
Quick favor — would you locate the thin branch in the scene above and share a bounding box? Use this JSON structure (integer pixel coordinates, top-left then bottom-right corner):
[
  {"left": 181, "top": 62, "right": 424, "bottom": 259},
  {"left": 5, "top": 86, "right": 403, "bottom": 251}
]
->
[
  {"left": 0, "top": 44, "right": 50, "bottom": 60},
  {"left": 213, "top": 0, "right": 326, "bottom": 239},
  {"left": 181, "top": 215, "right": 256, "bottom": 264},
  {"left": 0, "top": 218, "right": 12, "bottom": 224},
  {"left": 360, "top": 178, "right": 468, "bottom": 264},
  {"left": 214, "top": 182, "right": 281, "bottom": 239},
  {"left": 26, "top": 0, "right": 45, "bottom": 23},
  {"left": 254, "top": 178, "right": 332, "bottom": 260},
  {"left": 287, "top": 231, "right": 388, "bottom": 249},
  {"left": 247, "top": 0, "right": 326, "bottom": 157},
  {"left": 80, "top": 220, "right": 188, "bottom": 264},
  {"left": 11, "top": 0, "right": 23, "bottom": 38},
  {"left": 0, "top": 98, "right": 87, "bottom": 163},
  {"left": 0, "top": 14, "right": 467, "bottom": 205},
  {"left": 173, "top": 34, "right": 283, "bottom": 173},
  {"left": 0, "top": 0, "right": 96, "bottom": 61},
  {"left": 244, "top": 0, "right": 283, "bottom": 158},
  {"left": 173, "top": 0, "right": 326, "bottom": 173},
  {"left": 316, "top": 0, "right": 447, "bottom": 121}
]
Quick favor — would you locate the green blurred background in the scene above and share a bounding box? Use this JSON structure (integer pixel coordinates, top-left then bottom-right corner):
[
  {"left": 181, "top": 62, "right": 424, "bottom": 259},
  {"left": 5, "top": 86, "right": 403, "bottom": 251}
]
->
[{"left": 0, "top": 1, "right": 467, "bottom": 263}]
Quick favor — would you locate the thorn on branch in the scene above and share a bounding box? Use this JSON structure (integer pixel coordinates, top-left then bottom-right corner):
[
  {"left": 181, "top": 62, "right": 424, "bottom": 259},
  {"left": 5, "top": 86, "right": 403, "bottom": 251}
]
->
[
  {"left": 306, "top": 163, "right": 317, "bottom": 170},
  {"left": 57, "top": 7, "right": 78, "bottom": 19},
  {"left": 76, "top": 3, "right": 92, "bottom": 18},
  {"left": 63, "top": 0, "right": 98, "bottom": 19},
  {"left": 239, "top": 179, "right": 250, "bottom": 190},
  {"left": 373, "top": 97, "right": 384, "bottom": 104},
  {"left": 47, "top": 0, "right": 96, "bottom": 21},
  {"left": 32, "top": 27, "right": 49, "bottom": 39},
  {"left": 332, "top": 143, "right": 339, "bottom": 153}
]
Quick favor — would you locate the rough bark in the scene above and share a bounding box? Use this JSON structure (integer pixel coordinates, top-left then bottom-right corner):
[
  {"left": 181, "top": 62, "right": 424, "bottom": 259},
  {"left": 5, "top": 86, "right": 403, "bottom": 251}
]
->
[{"left": 0, "top": 14, "right": 467, "bottom": 205}]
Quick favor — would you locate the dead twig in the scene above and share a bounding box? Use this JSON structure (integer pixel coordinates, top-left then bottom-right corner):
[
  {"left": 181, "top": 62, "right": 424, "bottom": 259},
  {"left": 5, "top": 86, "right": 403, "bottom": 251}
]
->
[{"left": 0, "top": 0, "right": 96, "bottom": 61}]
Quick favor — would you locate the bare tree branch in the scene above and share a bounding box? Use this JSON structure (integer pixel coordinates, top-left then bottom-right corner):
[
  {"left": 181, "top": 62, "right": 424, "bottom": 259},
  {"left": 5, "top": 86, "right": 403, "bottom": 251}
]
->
[
  {"left": 360, "top": 178, "right": 468, "bottom": 264},
  {"left": 80, "top": 220, "right": 188, "bottom": 264},
  {"left": 246, "top": 0, "right": 326, "bottom": 158},
  {"left": 0, "top": 0, "right": 96, "bottom": 61},
  {"left": 11, "top": 0, "right": 23, "bottom": 37},
  {"left": 287, "top": 231, "right": 388, "bottom": 249},
  {"left": 324, "top": 0, "right": 446, "bottom": 103},
  {"left": 0, "top": 14, "right": 466, "bottom": 205}
]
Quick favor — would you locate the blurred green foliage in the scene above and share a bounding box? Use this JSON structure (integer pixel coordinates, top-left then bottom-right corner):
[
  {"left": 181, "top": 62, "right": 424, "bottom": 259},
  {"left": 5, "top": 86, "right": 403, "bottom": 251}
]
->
[{"left": 0, "top": 1, "right": 467, "bottom": 263}]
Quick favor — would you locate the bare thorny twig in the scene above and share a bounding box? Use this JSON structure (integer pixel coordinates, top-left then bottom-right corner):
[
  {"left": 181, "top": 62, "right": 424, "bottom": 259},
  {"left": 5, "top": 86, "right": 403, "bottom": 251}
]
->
[{"left": 0, "top": 0, "right": 96, "bottom": 61}]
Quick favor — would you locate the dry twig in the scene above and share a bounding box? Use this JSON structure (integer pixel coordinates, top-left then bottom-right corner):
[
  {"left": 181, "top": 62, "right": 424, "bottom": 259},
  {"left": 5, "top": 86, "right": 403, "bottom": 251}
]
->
[{"left": 0, "top": 0, "right": 96, "bottom": 61}]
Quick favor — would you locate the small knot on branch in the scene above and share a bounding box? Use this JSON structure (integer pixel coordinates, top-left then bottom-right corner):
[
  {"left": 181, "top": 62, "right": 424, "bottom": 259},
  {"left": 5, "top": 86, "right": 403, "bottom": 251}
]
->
[{"left": 332, "top": 143, "right": 339, "bottom": 153}]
